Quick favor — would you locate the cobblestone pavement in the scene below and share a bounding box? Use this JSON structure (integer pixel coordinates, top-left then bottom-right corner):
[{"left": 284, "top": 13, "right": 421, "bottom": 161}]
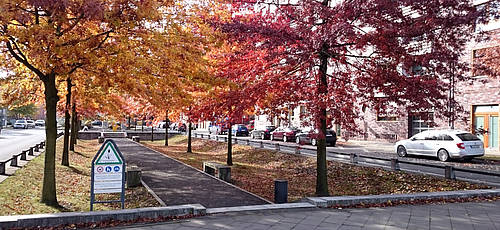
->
[{"left": 114, "top": 201, "right": 500, "bottom": 230}]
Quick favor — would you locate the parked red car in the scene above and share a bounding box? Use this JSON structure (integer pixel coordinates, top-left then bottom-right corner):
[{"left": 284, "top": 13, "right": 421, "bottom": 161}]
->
[
  {"left": 270, "top": 127, "right": 300, "bottom": 142},
  {"left": 296, "top": 128, "right": 337, "bottom": 146}
]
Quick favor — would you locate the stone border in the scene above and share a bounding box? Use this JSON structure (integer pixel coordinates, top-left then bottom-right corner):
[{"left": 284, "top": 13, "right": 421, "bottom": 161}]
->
[
  {"left": 0, "top": 204, "right": 205, "bottom": 229},
  {"left": 303, "top": 188, "right": 500, "bottom": 208},
  {"left": 207, "top": 202, "right": 317, "bottom": 214}
]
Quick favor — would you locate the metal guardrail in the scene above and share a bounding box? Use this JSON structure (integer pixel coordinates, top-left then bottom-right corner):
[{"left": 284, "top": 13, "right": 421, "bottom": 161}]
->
[{"left": 193, "top": 133, "right": 500, "bottom": 185}]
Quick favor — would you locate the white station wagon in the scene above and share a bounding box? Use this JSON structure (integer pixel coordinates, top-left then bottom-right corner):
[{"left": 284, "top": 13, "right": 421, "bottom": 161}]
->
[{"left": 395, "top": 130, "right": 484, "bottom": 162}]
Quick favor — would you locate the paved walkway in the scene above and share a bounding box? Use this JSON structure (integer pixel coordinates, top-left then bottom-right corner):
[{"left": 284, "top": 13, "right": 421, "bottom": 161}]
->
[
  {"left": 113, "top": 139, "right": 269, "bottom": 208},
  {"left": 112, "top": 201, "right": 500, "bottom": 230}
]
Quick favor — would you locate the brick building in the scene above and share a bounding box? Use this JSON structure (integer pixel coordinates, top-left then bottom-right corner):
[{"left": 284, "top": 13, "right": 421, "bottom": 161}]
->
[{"left": 353, "top": 1, "right": 500, "bottom": 152}]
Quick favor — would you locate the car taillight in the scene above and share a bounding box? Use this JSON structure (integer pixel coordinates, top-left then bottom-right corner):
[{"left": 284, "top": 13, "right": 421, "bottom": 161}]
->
[{"left": 457, "top": 143, "right": 465, "bottom": 149}]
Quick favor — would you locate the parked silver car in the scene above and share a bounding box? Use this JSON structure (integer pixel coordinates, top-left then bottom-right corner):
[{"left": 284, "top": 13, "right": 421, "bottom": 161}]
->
[
  {"left": 26, "top": 120, "right": 36, "bottom": 128},
  {"left": 35, "top": 120, "right": 46, "bottom": 126},
  {"left": 14, "top": 120, "right": 28, "bottom": 129},
  {"left": 395, "top": 130, "right": 484, "bottom": 162}
]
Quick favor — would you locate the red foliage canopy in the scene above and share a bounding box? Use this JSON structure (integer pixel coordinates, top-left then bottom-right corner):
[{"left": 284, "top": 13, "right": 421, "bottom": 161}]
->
[{"left": 209, "top": 0, "right": 490, "bottom": 132}]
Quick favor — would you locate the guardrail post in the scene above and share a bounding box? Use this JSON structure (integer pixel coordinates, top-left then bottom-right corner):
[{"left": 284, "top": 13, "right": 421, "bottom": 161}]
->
[
  {"left": 40, "top": 141, "right": 45, "bottom": 148},
  {"left": 391, "top": 158, "right": 400, "bottom": 171},
  {"left": 10, "top": 156, "right": 18, "bottom": 167},
  {"left": 274, "top": 180, "right": 288, "bottom": 204},
  {"left": 0, "top": 162, "right": 5, "bottom": 175},
  {"left": 201, "top": 134, "right": 204, "bottom": 139},
  {"left": 350, "top": 153, "right": 358, "bottom": 164},
  {"left": 246, "top": 139, "right": 250, "bottom": 145},
  {"left": 216, "top": 136, "right": 219, "bottom": 141},
  {"left": 295, "top": 146, "right": 301, "bottom": 154},
  {"left": 34, "top": 144, "right": 39, "bottom": 152},
  {"left": 224, "top": 137, "right": 227, "bottom": 142},
  {"left": 445, "top": 166, "right": 456, "bottom": 180},
  {"left": 275, "top": 143, "right": 280, "bottom": 151},
  {"left": 28, "top": 147, "right": 34, "bottom": 156},
  {"left": 20, "top": 150, "right": 27, "bottom": 160},
  {"left": 260, "top": 141, "right": 264, "bottom": 148}
]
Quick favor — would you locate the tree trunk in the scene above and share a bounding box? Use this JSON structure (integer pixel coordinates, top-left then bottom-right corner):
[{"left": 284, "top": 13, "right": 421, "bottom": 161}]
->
[
  {"left": 70, "top": 103, "right": 77, "bottom": 151},
  {"left": 227, "top": 125, "right": 233, "bottom": 166},
  {"left": 41, "top": 73, "right": 59, "bottom": 206},
  {"left": 62, "top": 78, "right": 71, "bottom": 166},
  {"left": 187, "top": 122, "right": 192, "bottom": 153},
  {"left": 164, "top": 110, "right": 169, "bottom": 146},
  {"left": 316, "top": 43, "right": 329, "bottom": 197}
]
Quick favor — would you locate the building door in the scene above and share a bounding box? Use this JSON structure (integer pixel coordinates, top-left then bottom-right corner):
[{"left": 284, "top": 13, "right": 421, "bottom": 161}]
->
[
  {"left": 473, "top": 105, "right": 499, "bottom": 149},
  {"left": 489, "top": 116, "right": 498, "bottom": 148},
  {"left": 474, "top": 116, "right": 486, "bottom": 142}
]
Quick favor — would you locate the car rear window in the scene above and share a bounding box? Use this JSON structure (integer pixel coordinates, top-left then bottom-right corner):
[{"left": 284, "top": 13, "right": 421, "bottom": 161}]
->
[{"left": 456, "top": 133, "right": 481, "bottom": 141}]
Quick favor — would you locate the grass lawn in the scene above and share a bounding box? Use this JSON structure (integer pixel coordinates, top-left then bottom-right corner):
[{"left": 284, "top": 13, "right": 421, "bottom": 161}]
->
[
  {"left": 146, "top": 136, "right": 490, "bottom": 202},
  {"left": 0, "top": 138, "right": 160, "bottom": 216}
]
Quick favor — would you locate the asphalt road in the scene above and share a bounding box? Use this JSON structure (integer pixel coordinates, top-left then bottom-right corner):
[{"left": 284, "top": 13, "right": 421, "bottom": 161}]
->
[{"left": 0, "top": 127, "right": 46, "bottom": 161}]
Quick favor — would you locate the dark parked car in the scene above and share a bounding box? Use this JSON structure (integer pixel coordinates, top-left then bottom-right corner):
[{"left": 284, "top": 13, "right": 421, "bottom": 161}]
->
[
  {"left": 251, "top": 125, "right": 276, "bottom": 140},
  {"left": 296, "top": 128, "right": 337, "bottom": 146},
  {"left": 231, "top": 124, "right": 249, "bottom": 136},
  {"left": 270, "top": 127, "right": 300, "bottom": 142},
  {"left": 178, "top": 123, "right": 187, "bottom": 132}
]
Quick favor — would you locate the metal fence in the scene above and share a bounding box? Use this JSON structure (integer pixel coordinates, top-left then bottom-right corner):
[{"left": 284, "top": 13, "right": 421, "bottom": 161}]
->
[{"left": 193, "top": 133, "right": 500, "bottom": 187}]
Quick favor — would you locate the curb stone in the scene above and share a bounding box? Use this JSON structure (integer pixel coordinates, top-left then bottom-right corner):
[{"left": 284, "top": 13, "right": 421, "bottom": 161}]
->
[
  {"left": 303, "top": 188, "right": 500, "bottom": 208},
  {"left": 206, "top": 202, "right": 317, "bottom": 214},
  {"left": 0, "top": 204, "right": 205, "bottom": 229}
]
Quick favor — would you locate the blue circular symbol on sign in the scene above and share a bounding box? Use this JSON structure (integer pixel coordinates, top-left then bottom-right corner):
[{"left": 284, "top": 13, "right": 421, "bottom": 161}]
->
[
  {"left": 105, "top": 166, "right": 112, "bottom": 172},
  {"left": 114, "top": 166, "right": 120, "bottom": 172}
]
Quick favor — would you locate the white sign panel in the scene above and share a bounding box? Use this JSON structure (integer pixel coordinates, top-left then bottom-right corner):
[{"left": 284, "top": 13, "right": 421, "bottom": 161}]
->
[
  {"left": 90, "top": 139, "right": 126, "bottom": 211},
  {"left": 93, "top": 164, "right": 123, "bottom": 194}
]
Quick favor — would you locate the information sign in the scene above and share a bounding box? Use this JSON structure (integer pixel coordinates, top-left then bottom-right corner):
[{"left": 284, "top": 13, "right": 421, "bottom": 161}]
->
[{"left": 90, "top": 139, "right": 126, "bottom": 211}]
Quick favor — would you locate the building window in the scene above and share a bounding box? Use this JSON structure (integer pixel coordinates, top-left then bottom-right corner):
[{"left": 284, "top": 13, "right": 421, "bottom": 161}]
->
[
  {"left": 409, "top": 112, "right": 434, "bottom": 137},
  {"left": 376, "top": 112, "right": 398, "bottom": 122}
]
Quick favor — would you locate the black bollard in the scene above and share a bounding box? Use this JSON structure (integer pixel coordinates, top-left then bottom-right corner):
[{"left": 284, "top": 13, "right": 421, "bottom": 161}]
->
[{"left": 274, "top": 180, "right": 288, "bottom": 204}]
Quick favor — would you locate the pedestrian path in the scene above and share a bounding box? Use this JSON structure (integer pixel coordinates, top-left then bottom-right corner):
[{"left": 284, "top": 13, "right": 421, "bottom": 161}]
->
[
  {"left": 112, "top": 139, "right": 269, "bottom": 208},
  {"left": 111, "top": 200, "right": 500, "bottom": 230}
]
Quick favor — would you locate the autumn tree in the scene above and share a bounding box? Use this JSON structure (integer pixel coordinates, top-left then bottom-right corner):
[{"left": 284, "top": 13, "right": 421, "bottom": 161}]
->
[
  {"left": 212, "top": 0, "right": 490, "bottom": 196},
  {"left": 0, "top": 0, "right": 175, "bottom": 206}
]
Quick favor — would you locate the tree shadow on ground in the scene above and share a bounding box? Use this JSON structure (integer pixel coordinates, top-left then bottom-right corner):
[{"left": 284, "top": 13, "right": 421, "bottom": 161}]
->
[
  {"left": 72, "top": 151, "right": 91, "bottom": 158},
  {"left": 67, "top": 165, "right": 90, "bottom": 176}
]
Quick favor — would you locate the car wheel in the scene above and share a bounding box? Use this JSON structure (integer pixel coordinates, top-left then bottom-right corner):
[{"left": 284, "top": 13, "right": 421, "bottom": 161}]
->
[
  {"left": 283, "top": 136, "right": 288, "bottom": 142},
  {"left": 397, "top": 145, "right": 407, "bottom": 157},
  {"left": 311, "top": 139, "right": 317, "bottom": 146},
  {"left": 270, "top": 135, "right": 274, "bottom": 141},
  {"left": 437, "top": 149, "right": 450, "bottom": 162},
  {"left": 296, "top": 137, "right": 301, "bottom": 144}
]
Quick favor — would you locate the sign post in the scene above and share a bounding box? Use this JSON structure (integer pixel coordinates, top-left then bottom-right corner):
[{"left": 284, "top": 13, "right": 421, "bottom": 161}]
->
[{"left": 90, "top": 139, "right": 126, "bottom": 211}]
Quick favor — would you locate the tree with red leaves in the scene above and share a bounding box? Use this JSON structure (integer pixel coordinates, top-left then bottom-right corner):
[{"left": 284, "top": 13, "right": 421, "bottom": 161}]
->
[{"left": 211, "top": 0, "right": 492, "bottom": 196}]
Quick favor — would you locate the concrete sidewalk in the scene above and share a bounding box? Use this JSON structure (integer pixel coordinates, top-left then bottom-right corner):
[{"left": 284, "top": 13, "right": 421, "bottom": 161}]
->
[
  {"left": 111, "top": 200, "right": 500, "bottom": 230},
  {"left": 113, "top": 139, "right": 270, "bottom": 208}
]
